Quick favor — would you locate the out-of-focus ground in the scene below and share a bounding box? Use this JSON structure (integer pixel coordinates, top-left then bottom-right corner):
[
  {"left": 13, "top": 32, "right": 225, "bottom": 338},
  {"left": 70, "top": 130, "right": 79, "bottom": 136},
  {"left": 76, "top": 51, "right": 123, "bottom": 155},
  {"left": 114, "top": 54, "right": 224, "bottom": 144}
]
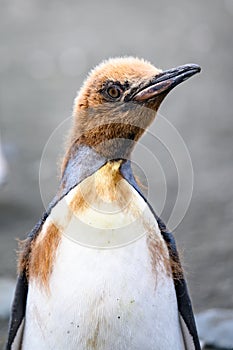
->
[{"left": 0, "top": 0, "right": 233, "bottom": 348}]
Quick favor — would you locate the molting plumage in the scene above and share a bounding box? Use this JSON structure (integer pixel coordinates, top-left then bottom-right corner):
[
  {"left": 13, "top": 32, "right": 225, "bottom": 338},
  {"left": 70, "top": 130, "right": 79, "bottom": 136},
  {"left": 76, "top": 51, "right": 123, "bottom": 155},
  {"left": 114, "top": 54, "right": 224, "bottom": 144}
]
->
[
  {"left": 63, "top": 57, "right": 162, "bottom": 168},
  {"left": 7, "top": 57, "right": 201, "bottom": 350}
]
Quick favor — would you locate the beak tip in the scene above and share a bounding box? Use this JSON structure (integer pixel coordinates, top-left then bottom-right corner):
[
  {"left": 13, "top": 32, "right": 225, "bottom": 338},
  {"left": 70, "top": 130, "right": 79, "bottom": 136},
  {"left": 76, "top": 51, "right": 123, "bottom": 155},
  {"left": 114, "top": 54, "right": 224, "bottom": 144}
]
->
[{"left": 185, "top": 63, "right": 201, "bottom": 73}]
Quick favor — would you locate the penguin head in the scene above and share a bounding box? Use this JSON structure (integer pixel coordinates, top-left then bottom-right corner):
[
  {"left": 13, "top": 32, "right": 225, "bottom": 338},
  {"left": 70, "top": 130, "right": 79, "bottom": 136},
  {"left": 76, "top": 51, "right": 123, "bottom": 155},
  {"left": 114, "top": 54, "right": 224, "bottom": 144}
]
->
[{"left": 70, "top": 57, "right": 200, "bottom": 159}]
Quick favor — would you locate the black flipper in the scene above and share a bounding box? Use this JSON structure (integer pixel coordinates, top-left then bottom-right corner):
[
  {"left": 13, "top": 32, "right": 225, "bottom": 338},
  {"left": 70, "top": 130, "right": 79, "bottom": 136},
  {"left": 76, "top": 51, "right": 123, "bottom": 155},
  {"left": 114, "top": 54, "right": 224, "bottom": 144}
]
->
[{"left": 5, "top": 273, "right": 27, "bottom": 350}]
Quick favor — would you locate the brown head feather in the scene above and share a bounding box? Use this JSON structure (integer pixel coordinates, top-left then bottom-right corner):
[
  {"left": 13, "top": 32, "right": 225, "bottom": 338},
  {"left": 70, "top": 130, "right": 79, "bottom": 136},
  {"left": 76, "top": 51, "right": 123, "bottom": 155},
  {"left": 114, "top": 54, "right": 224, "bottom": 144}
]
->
[{"left": 61, "top": 57, "right": 162, "bottom": 171}]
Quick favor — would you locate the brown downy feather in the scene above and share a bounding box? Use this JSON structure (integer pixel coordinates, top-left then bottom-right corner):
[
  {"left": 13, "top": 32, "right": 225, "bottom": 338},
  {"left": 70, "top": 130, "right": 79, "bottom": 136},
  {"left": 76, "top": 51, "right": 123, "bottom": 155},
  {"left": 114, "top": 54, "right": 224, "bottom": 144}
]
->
[
  {"left": 146, "top": 223, "right": 183, "bottom": 281},
  {"left": 18, "top": 223, "right": 61, "bottom": 291},
  {"left": 61, "top": 57, "right": 161, "bottom": 177}
]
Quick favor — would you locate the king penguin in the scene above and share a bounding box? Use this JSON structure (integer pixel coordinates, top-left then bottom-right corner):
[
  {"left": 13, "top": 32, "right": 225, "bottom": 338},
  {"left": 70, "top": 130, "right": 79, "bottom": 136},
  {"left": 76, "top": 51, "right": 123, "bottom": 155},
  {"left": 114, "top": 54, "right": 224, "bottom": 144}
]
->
[{"left": 6, "top": 57, "right": 201, "bottom": 350}]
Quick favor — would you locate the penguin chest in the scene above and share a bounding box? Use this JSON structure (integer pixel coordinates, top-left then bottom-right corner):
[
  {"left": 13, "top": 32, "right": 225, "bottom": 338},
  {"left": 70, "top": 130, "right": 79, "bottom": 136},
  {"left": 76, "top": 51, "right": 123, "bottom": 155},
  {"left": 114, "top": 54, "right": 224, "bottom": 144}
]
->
[
  {"left": 23, "top": 236, "right": 184, "bottom": 350},
  {"left": 22, "top": 165, "right": 185, "bottom": 349}
]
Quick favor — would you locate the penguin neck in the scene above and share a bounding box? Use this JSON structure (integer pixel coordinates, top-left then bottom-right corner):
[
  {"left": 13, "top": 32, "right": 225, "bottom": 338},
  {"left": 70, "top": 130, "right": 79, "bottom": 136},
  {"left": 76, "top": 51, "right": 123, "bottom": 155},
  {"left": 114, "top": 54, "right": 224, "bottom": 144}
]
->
[
  {"left": 68, "top": 119, "right": 144, "bottom": 161},
  {"left": 78, "top": 137, "right": 136, "bottom": 161},
  {"left": 61, "top": 140, "right": 135, "bottom": 192}
]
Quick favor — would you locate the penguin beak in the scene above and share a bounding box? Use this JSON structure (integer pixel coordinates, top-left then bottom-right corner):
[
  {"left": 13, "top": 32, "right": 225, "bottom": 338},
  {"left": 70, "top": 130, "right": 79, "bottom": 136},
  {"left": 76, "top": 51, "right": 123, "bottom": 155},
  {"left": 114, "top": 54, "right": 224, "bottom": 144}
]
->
[{"left": 132, "top": 64, "right": 201, "bottom": 102}]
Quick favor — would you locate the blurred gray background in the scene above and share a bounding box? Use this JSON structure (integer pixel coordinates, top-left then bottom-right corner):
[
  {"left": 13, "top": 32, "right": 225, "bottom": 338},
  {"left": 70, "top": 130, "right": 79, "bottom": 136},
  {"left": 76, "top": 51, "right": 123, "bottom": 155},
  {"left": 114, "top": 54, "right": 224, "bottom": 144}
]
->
[{"left": 0, "top": 0, "right": 233, "bottom": 347}]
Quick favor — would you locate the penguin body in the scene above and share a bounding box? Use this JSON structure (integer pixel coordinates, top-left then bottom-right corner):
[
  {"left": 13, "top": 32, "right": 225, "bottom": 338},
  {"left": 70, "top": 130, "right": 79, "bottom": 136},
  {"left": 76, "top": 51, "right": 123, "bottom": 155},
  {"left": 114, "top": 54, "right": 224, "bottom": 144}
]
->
[
  {"left": 6, "top": 57, "right": 201, "bottom": 350},
  {"left": 21, "top": 161, "right": 184, "bottom": 350}
]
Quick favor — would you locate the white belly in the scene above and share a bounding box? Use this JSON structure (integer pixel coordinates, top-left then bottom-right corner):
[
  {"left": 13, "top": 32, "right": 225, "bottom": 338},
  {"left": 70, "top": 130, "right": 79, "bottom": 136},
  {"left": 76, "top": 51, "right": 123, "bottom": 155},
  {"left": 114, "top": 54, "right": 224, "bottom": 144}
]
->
[{"left": 22, "top": 168, "right": 185, "bottom": 350}]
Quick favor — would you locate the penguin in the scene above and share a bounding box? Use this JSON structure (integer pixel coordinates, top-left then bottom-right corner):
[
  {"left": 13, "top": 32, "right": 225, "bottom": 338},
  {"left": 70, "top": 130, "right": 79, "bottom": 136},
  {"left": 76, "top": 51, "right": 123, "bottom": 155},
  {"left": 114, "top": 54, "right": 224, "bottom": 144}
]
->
[{"left": 6, "top": 57, "right": 201, "bottom": 350}]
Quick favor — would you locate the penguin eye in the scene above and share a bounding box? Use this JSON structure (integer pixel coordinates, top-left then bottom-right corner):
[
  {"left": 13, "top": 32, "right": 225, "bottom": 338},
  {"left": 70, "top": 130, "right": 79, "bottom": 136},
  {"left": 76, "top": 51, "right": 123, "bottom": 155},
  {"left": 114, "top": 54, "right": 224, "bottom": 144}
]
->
[{"left": 106, "top": 86, "right": 122, "bottom": 99}]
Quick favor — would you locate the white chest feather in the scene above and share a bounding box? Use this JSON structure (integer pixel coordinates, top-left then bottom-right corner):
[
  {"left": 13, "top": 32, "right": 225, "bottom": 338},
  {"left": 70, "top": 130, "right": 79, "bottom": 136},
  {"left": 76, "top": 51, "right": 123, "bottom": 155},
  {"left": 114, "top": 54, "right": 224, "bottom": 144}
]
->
[{"left": 22, "top": 164, "right": 185, "bottom": 350}]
